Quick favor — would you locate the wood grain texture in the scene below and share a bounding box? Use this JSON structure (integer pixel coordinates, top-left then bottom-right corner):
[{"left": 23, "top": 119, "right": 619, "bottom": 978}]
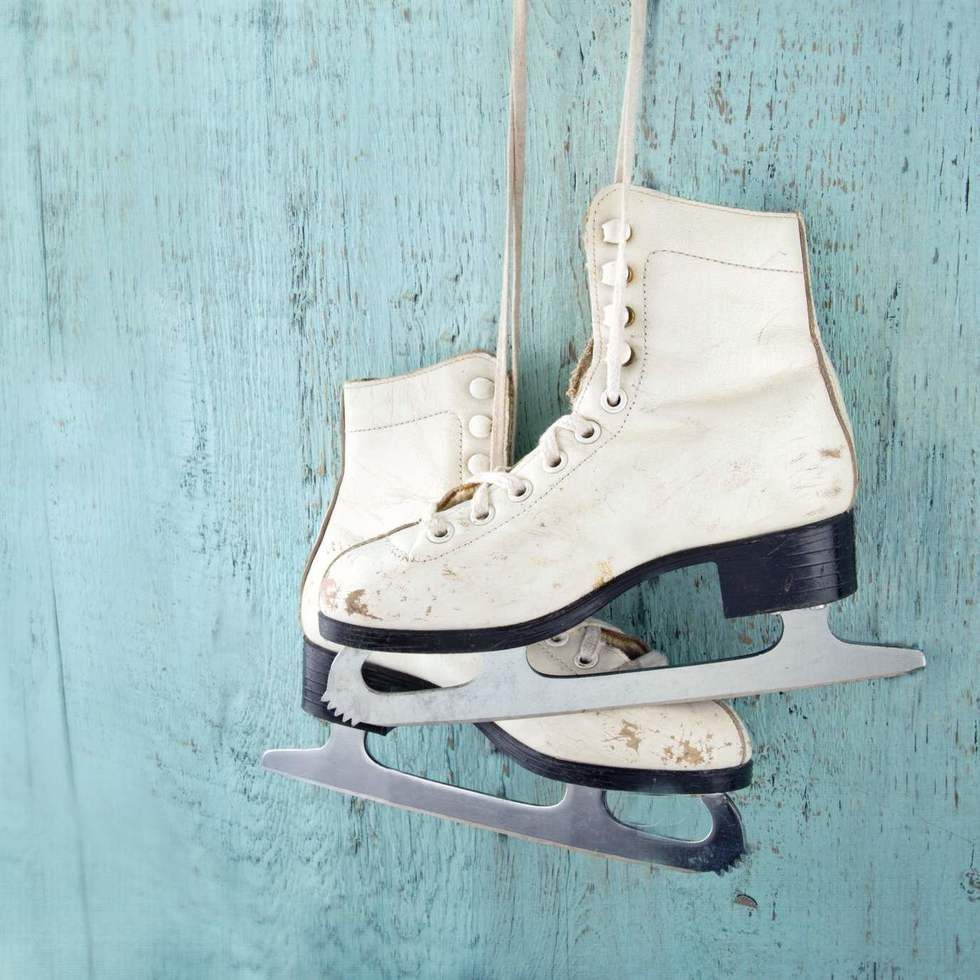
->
[{"left": 1, "top": 1, "right": 976, "bottom": 977}]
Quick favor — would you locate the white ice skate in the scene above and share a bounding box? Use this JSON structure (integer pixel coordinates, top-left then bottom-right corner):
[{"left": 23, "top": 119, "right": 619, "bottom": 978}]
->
[
  {"left": 264, "top": 0, "right": 753, "bottom": 870},
  {"left": 264, "top": 353, "right": 752, "bottom": 871},
  {"left": 318, "top": 0, "right": 925, "bottom": 726}
]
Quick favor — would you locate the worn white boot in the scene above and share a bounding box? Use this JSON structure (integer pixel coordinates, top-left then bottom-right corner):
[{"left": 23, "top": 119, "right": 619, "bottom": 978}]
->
[
  {"left": 319, "top": 184, "right": 861, "bottom": 648},
  {"left": 295, "top": 354, "right": 751, "bottom": 792},
  {"left": 269, "top": 350, "right": 752, "bottom": 869},
  {"left": 299, "top": 352, "right": 646, "bottom": 722},
  {"left": 268, "top": 0, "right": 753, "bottom": 869},
  {"left": 316, "top": 0, "right": 923, "bottom": 722}
]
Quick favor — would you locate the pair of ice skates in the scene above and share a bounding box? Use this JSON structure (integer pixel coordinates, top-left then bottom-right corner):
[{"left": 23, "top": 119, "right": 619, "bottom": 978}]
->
[{"left": 263, "top": 0, "right": 924, "bottom": 871}]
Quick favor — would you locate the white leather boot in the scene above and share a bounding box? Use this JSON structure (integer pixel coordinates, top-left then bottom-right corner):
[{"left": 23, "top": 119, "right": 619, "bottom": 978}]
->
[
  {"left": 267, "top": 0, "right": 756, "bottom": 868},
  {"left": 316, "top": 0, "right": 921, "bottom": 726},
  {"left": 297, "top": 353, "right": 751, "bottom": 796},
  {"left": 317, "top": 0, "right": 856, "bottom": 653},
  {"left": 269, "top": 350, "right": 751, "bottom": 868},
  {"left": 318, "top": 184, "right": 861, "bottom": 651}
]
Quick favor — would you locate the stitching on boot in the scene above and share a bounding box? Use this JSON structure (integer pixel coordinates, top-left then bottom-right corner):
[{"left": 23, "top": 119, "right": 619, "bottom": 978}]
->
[{"left": 346, "top": 351, "right": 495, "bottom": 388}]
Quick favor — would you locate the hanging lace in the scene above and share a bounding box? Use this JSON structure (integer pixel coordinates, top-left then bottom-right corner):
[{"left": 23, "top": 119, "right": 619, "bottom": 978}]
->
[
  {"left": 606, "top": 0, "right": 647, "bottom": 407},
  {"left": 423, "top": 0, "right": 647, "bottom": 540},
  {"left": 489, "top": 0, "right": 528, "bottom": 471}
]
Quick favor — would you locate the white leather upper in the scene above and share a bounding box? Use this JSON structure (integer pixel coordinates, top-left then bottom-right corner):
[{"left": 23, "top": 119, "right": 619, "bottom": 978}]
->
[
  {"left": 321, "top": 185, "right": 857, "bottom": 633},
  {"left": 300, "top": 352, "right": 498, "bottom": 642}
]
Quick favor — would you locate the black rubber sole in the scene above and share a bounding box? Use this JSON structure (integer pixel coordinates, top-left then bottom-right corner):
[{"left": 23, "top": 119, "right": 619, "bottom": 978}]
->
[
  {"left": 301, "top": 641, "right": 753, "bottom": 796},
  {"left": 303, "top": 639, "right": 395, "bottom": 737},
  {"left": 320, "top": 510, "right": 857, "bottom": 653}
]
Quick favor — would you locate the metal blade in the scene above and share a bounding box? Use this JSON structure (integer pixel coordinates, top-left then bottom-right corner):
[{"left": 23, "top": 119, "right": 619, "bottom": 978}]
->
[
  {"left": 261, "top": 726, "right": 744, "bottom": 871},
  {"left": 324, "top": 607, "right": 926, "bottom": 725}
]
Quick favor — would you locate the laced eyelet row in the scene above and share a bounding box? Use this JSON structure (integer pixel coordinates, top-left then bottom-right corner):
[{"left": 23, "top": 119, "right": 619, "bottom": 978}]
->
[
  {"left": 598, "top": 202, "right": 638, "bottom": 417},
  {"left": 426, "top": 477, "right": 533, "bottom": 542},
  {"left": 466, "top": 376, "right": 495, "bottom": 475},
  {"left": 539, "top": 416, "right": 605, "bottom": 475}
]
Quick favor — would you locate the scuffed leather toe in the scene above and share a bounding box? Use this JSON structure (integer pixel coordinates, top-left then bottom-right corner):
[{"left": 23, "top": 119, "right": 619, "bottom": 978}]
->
[{"left": 319, "top": 535, "right": 409, "bottom": 629}]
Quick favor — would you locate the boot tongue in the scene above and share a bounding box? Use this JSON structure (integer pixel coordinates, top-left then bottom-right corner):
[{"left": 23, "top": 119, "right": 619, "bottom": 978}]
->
[
  {"left": 565, "top": 337, "right": 595, "bottom": 403},
  {"left": 433, "top": 483, "right": 478, "bottom": 512}
]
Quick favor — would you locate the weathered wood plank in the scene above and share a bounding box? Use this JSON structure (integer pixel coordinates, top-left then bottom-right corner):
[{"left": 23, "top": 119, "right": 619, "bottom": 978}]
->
[{"left": 1, "top": 1, "right": 975, "bottom": 977}]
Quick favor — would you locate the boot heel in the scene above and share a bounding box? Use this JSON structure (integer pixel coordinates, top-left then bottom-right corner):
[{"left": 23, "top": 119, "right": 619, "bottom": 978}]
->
[
  {"left": 716, "top": 511, "right": 857, "bottom": 618},
  {"left": 302, "top": 640, "right": 393, "bottom": 735}
]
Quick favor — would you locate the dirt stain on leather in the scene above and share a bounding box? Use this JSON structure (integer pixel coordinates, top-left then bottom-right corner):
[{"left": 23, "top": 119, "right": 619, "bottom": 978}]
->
[
  {"left": 612, "top": 721, "right": 642, "bottom": 752},
  {"left": 662, "top": 738, "right": 709, "bottom": 765},
  {"left": 820, "top": 447, "right": 843, "bottom": 458},
  {"left": 345, "top": 589, "right": 380, "bottom": 620},
  {"left": 593, "top": 560, "right": 614, "bottom": 589}
]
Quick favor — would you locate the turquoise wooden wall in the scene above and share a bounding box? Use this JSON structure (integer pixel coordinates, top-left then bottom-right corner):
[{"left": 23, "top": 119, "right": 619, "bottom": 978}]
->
[{"left": 2, "top": 1, "right": 976, "bottom": 977}]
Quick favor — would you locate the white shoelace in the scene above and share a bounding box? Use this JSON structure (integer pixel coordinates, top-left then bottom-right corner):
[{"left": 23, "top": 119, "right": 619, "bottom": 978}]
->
[
  {"left": 606, "top": 0, "right": 647, "bottom": 407},
  {"left": 423, "top": 0, "right": 647, "bottom": 542},
  {"left": 489, "top": 0, "right": 527, "bottom": 471}
]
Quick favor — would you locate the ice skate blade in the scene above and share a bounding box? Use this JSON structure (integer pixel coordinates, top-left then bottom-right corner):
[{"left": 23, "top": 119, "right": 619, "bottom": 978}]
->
[
  {"left": 324, "top": 606, "right": 926, "bottom": 725},
  {"left": 261, "top": 726, "right": 744, "bottom": 871}
]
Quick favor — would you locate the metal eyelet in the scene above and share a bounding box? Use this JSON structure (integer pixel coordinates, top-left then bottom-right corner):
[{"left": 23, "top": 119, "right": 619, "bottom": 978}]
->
[
  {"left": 508, "top": 479, "right": 532, "bottom": 502},
  {"left": 600, "top": 262, "right": 634, "bottom": 286},
  {"left": 542, "top": 452, "right": 568, "bottom": 473},
  {"left": 575, "top": 650, "right": 600, "bottom": 669},
  {"left": 425, "top": 523, "right": 455, "bottom": 544},
  {"left": 620, "top": 343, "right": 633, "bottom": 366},
  {"left": 624, "top": 306, "right": 635, "bottom": 327},
  {"left": 546, "top": 633, "right": 569, "bottom": 647},
  {"left": 575, "top": 422, "right": 602, "bottom": 445},
  {"left": 471, "top": 506, "right": 495, "bottom": 526},
  {"left": 600, "top": 390, "right": 628, "bottom": 414},
  {"left": 602, "top": 304, "right": 631, "bottom": 330}
]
